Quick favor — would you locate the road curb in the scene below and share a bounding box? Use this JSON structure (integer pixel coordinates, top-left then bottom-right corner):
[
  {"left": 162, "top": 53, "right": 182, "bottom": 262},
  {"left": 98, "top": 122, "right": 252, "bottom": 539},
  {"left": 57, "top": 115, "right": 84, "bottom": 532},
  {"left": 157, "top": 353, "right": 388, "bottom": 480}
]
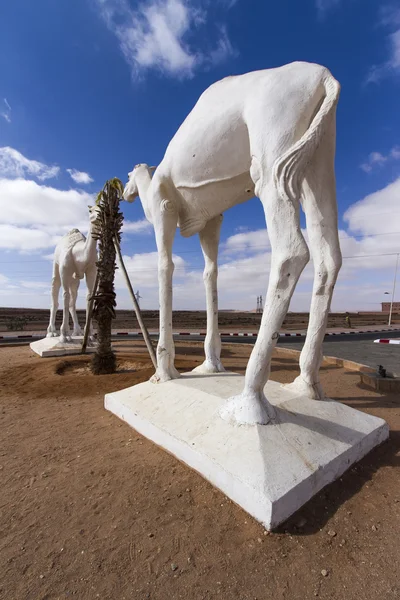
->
[{"left": 112, "top": 328, "right": 399, "bottom": 338}]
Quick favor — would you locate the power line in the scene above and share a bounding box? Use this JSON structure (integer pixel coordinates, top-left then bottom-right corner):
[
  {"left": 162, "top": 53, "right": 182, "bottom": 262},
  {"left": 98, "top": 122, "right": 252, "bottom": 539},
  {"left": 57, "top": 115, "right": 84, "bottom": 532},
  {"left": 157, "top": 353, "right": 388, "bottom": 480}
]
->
[
  {"left": 3, "top": 249, "right": 400, "bottom": 279},
  {"left": 1, "top": 229, "right": 400, "bottom": 264},
  {"left": 5, "top": 252, "right": 400, "bottom": 280}
]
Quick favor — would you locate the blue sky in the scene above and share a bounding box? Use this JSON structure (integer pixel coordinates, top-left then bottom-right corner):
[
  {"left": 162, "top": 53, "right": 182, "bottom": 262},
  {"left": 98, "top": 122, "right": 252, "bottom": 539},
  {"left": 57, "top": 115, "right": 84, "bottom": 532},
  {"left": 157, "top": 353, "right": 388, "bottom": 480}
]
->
[{"left": 0, "top": 0, "right": 399, "bottom": 312}]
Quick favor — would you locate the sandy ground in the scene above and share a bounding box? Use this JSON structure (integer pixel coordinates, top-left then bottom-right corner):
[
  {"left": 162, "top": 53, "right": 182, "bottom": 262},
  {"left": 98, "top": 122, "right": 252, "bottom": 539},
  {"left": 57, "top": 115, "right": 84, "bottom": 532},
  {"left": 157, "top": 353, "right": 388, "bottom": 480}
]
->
[{"left": 0, "top": 341, "right": 399, "bottom": 600}]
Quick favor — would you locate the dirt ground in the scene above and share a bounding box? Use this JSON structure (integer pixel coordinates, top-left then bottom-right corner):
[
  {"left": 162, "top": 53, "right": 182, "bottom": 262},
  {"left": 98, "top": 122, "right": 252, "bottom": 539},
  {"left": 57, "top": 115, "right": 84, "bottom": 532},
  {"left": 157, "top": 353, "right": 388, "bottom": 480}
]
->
[{"left": 0, "top": 341, "right": 399, "bottom": 600}]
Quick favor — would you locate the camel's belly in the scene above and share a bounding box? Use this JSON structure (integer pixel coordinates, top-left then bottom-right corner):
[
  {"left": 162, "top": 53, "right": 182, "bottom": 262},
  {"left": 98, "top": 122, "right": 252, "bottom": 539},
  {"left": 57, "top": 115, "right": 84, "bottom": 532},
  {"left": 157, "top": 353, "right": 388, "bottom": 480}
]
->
[
  {"left": 176, "top": 172, "right": 254, "bottom": 237},
  {"left": 165, "top": 95, "right": 251, "bottom": 187}
]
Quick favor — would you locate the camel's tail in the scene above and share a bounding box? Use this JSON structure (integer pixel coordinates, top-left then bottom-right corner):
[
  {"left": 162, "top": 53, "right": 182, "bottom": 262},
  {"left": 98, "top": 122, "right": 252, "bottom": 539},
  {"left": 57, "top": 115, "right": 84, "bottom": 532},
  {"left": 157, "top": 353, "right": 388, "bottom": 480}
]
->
[{"left": 272, "top": 72, "right": 340, "bottom": 203}]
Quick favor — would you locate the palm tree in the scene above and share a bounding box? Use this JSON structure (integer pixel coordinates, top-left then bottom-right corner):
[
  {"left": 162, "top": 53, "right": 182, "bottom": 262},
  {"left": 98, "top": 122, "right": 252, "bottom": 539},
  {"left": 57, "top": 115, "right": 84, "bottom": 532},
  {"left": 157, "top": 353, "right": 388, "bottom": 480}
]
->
[{"left": 91, "top": 178, "right": 124, "bottom": 374}]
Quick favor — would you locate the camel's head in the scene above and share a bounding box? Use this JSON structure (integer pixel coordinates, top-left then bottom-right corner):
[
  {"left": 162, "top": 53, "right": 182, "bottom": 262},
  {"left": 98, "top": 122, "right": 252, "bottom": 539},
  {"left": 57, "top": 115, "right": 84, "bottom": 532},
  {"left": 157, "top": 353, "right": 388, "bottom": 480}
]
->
[
  {"left": 88, "top": 205, "right": 101, "bottom": 226},
  {"left": 123, "top": 164, "right": 157, "bottom": 203}
]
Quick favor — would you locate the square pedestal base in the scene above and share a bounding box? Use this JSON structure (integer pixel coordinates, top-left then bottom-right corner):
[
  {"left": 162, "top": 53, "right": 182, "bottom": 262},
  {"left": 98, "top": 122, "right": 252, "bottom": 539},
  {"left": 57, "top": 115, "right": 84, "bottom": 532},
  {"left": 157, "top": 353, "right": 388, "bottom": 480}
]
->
[
  {"left": 105, "top": 372, "right": 388, "bottom": 530},
  {"left": 30, "top": 336, "right": 96, "bottom": 357}
]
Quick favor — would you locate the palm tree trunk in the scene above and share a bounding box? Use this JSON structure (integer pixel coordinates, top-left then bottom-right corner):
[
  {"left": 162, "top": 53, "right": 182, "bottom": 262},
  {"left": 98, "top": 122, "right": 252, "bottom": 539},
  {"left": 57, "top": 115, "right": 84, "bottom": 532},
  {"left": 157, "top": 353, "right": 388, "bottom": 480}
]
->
[{"left": 91, "top": 179, "right": 123, "bottom": 375}]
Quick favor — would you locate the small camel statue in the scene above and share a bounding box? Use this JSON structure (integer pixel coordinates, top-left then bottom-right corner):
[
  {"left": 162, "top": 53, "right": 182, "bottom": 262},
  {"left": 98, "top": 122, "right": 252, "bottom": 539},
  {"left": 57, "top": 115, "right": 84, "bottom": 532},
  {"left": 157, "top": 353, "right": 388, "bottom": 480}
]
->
[
  {"left": 47, "top": 205, "right": 100, "bottom": 343},
  {"left": 123, "top": 61, "right": 342, "bottom": 426}
]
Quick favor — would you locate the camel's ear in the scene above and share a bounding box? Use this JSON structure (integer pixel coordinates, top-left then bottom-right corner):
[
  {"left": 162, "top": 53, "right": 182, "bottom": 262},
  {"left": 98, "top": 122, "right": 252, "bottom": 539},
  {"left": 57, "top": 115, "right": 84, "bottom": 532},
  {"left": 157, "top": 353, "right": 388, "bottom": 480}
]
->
[{"left": 149, "top": 166, "right": 157, "bottom": 174}]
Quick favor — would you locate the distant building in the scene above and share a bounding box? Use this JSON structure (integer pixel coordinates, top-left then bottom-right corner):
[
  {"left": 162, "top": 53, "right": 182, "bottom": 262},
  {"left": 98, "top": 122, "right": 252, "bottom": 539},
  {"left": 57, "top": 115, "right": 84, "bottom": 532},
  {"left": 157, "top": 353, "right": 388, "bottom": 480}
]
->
[{"left": 382, "top": 302, "right": 400, "bottom": 313}]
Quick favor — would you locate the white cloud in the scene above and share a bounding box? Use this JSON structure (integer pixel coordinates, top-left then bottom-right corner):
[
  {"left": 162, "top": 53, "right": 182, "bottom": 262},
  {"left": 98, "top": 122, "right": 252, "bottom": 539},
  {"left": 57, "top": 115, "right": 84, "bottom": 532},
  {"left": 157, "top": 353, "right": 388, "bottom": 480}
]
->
[
  {"left": 366, "top": 9, "right": 400, "bottom": 83},
  {"left": 209, "top": 26, "right": 237, "bottom": 66},
  {"left": 122, "top": 219, "right": 153, "bottom": 235},
  {"left": 0, "top": 178, "right": 94, "bottom": 251},
  {"left": 360, "top": 147, "right": 400, "bottom": 172},
  {"left": 0, "top": 148, "right": 156, "bottom": 253},
  {"left": 115, "top": 251, "right": 187, "bottom": 289},
  {"left": 111, "top": 177, "right": 400, "bottom": 310},
  {"left": 223, "top": 228, "right": 270, "bottom": 255},
  {"left": 344, "top": 176, "right": 400, "bottom": 236},
  {"left": 209, "top": 177, "right": 400, "bottom": 310},
  {"left": 0, "top": 282, "right": 51, "bottom": 308},
  {"left": 0, "top": 147, "right": 59, "bottom": 181},
  {"left": 4, "top": 169, "right": 400, "bottom": 312},
  {"left": 0, "top": 224, "right": 59, "bottom": 251},
  {"left": 0, "top": 98, "right": 11, "bottom": 123},
  {"left": 66, "top": 168, "right": 94, "bottom": 184},
  {"left": 360, "top": 151, "right": 387, "bottom": 173},
  {"left": 19, "top": 281, "right": 49, "bottom": 290},
  {"left": 316, "top": 0, "right": 342, "bottom": 17},
  {"left": 0, "top": 178, "right": 93, "bottom": 228},
  {"left": 96, "top": 0, "right": 236, "bottom": 78}
]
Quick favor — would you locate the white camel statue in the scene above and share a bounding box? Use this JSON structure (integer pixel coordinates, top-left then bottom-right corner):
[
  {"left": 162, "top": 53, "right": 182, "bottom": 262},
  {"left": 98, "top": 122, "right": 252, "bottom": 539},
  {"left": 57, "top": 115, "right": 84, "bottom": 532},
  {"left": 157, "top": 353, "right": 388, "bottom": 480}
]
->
[
  {"left": 47, "top": 205, "right": 100, "bottom": 343},
  {"left": 123, "top": 61, "right": 342, "bottom": 426}
]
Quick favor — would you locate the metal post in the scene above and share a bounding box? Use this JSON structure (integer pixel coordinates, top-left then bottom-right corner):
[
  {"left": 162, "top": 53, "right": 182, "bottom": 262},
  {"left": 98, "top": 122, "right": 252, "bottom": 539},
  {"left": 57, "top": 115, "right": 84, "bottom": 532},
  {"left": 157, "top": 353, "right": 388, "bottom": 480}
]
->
[
  {"left": 136, "top": 290, "right": 142, "bottom": 309},
  {"left": 114, "top": 237, "right": 157, "bottom": 369},
  {"left": 81, "top": 270, "right": 100, "bottom": 354},
  {"left": 388, "top": 253, "right": 399, "bottom": 327}
]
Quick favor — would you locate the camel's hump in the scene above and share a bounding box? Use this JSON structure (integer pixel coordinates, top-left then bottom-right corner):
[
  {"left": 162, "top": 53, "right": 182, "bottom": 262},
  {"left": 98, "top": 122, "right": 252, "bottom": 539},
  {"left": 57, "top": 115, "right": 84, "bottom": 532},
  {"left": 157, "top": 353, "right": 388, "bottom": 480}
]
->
[{"left": 61, "top": 228, "right": 86, "bottom": 250}]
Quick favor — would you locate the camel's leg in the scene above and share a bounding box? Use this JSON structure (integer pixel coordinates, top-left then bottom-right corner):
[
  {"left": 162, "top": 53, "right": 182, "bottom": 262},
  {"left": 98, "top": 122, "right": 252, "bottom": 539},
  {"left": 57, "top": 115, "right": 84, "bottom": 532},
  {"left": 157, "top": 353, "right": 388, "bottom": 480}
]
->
[
  {"left": 69, "top": 278, "right": 82, "bottom": 337},
  {"left": 285, "top": 119, "right": 342, "bottom": 399},
  {"left": 59, "top": 268, "right": 72, "bottom": 343},
  {"left": 193, "top": 215, "right": 225, "bottom": 374},
  {"left": 84, "top": 266, "right": 97, "bottom": 341},
  {"left": 220, "top": 181, "right": 310, "bottom": 425},
  {"left": 151, "top": 202, "right": 179, "bottom": 383},
  {"left": 47, "top": 263, "right": 61, "bottom": 338}
]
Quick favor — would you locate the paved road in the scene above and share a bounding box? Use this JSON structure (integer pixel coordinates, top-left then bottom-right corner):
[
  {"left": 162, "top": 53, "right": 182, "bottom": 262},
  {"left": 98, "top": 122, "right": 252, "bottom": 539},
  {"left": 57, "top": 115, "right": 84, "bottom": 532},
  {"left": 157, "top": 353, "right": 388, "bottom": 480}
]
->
[
  {"left": 3, "top": 330, "right": 400, "bottom": 376},
  {"left": 278, "top": 338, "right": 400, "bottom": 376}
]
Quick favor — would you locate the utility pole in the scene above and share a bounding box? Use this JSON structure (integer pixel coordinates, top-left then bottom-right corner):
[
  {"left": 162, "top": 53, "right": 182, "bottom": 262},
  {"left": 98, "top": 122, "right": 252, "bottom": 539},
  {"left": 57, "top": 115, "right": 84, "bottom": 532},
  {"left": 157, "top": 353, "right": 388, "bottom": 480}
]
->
[
  {"left": 388, "top": 253, "right": 399, "bottom": 327},
  {"left": 135, "top": 290, "right": 142, "bottom": 309},
  {"left": 259, "top": 294, "right": 263, "bottom": 314}
]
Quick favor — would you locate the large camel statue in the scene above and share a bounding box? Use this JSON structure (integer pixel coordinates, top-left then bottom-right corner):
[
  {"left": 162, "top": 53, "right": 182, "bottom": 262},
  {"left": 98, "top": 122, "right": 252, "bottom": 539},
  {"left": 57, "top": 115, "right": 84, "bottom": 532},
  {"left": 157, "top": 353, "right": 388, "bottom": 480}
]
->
[
  {"left": 123, "top": 62, "right": 342, "bottom": 426},
  {"left": 47, "top": 206, "right": 100, "bottom": 343}
]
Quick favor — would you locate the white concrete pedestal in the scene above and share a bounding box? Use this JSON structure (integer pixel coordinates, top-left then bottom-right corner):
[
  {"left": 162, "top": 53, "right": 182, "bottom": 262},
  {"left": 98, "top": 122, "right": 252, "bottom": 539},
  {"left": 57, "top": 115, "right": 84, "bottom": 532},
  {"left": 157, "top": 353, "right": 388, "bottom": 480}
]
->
[
  {"left": 30, "top": 336, "right": 97, "bottom": 358},
  {"left": 105, "top": 372, "right": 389, "bottom": 530}
]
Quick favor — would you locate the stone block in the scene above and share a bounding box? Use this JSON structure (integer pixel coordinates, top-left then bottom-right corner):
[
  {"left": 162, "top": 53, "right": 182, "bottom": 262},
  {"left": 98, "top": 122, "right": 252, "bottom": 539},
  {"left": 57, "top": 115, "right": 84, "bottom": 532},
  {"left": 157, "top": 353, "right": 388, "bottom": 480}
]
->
[{"left": 105, "top": 372, "right": 389, "bottom": 530}]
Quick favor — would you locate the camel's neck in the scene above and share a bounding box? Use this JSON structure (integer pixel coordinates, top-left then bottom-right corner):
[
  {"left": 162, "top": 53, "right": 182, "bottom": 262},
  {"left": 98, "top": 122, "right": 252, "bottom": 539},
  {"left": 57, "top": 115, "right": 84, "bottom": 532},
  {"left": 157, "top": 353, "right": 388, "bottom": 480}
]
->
[
  {"left": 83, "top": 225, "right": 98, "bottom": 262},
  {"left": 135, "top": 170, "right": 153, "bottom": 209}
]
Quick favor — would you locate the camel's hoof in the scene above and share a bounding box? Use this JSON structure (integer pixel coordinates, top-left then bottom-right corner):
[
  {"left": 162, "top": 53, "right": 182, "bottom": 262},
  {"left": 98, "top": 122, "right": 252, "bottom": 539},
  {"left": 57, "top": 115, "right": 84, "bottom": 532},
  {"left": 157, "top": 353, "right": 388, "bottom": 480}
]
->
[
  {"left": 59, "top": 335, "right": 72, "bottom": 344},
  {"left": 220, "top": 391, "right": 276, "bottom": 426},
  {"left": 192, "top": 360, "right": 226, "bottom": 374},
  {"left": 283, "top": 375, "right": 325, "bottom": 400},
  {"left": 46, "top": 331, "right": 58, "bottom": 338},
  {"left": 72, "top": 329, "right": 83, "bottom": 337},
  {"left": 150, "top": 367, "right": 180, "bottom": 383}
]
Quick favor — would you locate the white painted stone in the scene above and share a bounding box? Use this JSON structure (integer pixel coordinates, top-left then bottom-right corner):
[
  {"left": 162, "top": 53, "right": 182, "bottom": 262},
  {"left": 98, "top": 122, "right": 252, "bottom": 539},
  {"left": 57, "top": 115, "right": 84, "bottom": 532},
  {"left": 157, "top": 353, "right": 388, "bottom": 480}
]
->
[
  {"left": 122, "top": 62, "right": 343, "bottom": 423},
  {"left": 105, "top": 372, "right": 388, "bottom": 530},
  {"left": 30, "top": 336, "right": 96, "bottom": 358},
  {"left": 47, "top": 206, "right": 100, "bottom": 343}
]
